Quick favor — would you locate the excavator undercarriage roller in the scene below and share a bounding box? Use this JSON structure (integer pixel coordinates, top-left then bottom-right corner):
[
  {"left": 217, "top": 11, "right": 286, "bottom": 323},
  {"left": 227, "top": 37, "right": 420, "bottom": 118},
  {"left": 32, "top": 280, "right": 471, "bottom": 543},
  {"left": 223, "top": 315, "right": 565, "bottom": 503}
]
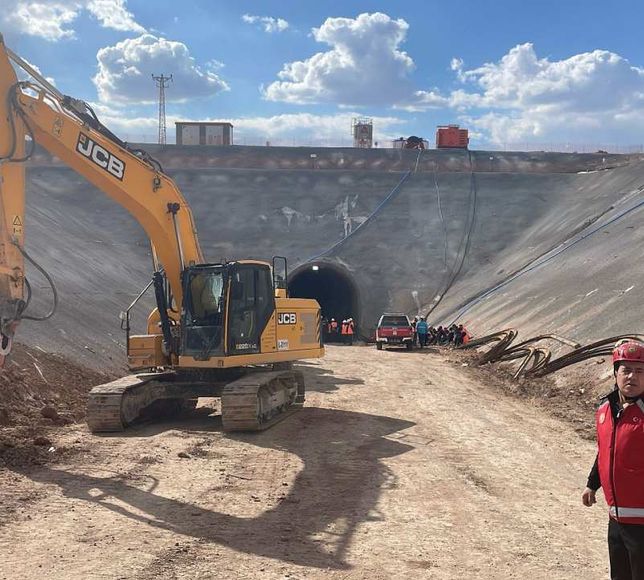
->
[
  {"left": 221, "top": 370, "right": 305, "bottom": 431},
  {"left": 86, "top": 369, "right": 305, "bottom": 433}
]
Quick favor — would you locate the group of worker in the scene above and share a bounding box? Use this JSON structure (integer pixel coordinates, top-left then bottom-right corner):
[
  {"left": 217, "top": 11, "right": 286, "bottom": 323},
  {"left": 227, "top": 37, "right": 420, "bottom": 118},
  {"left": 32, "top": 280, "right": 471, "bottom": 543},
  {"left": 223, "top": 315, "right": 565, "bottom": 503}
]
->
[
  {"left": 412, "top": 316, "right": 470, "bottom": 348},
  {"left": 323, "top": 317, "right": 356, "bottom": 345}
]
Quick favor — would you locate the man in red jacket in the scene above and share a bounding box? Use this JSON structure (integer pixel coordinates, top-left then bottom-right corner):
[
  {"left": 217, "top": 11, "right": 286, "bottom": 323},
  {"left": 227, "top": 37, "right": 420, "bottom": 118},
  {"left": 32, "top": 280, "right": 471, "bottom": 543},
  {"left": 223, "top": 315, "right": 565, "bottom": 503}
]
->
[{"left": 582, "top": 340, "right": 644, "bottom": 579}]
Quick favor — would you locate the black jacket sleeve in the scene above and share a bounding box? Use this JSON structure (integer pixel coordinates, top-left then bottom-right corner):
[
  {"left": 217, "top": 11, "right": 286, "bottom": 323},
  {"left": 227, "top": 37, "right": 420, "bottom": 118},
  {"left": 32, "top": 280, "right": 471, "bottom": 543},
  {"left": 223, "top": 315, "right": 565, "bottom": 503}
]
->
[{"left": 586, "top": 454, "right": 600, "bottom": 491}]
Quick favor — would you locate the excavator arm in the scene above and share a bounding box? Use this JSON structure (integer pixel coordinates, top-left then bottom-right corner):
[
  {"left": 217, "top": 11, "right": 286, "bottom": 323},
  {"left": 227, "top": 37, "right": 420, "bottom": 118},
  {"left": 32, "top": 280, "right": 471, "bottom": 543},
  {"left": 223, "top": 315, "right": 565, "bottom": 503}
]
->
[{"left": 0, "top": 35, "right": 204, "bottom": 363}]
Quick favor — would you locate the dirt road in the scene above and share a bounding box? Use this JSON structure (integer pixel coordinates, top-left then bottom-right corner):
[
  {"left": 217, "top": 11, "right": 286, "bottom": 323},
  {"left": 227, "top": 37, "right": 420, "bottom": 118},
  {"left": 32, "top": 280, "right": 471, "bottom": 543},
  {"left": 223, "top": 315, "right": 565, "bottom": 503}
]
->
[{"left": 0, "top": 346, "right": 608, "bottom": 579}]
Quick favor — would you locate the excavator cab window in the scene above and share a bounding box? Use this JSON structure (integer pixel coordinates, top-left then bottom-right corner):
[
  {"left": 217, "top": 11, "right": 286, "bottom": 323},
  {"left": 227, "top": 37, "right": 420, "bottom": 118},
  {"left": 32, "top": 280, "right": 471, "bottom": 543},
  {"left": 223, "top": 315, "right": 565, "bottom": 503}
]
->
[
  {"left": 227, "top": 264, "right": 274, "bottom": 355},
  {"left": 180, "top": 265, "right": 226, "bottom": 359}
]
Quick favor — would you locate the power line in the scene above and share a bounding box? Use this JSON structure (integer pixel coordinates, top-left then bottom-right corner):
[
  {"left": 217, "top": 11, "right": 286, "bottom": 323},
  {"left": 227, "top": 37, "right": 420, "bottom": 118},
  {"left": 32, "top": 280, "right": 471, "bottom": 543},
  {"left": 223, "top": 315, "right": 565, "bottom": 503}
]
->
[{"left": 152, "top": 73, "right": 172, "bottom": 144}]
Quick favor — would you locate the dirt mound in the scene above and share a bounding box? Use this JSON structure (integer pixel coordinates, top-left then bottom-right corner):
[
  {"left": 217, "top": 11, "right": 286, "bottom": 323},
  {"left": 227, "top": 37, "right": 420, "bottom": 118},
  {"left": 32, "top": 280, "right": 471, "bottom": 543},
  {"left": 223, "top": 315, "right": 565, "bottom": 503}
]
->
[{"left": 0, "top": 343, "right": 115, "bottom": 465}]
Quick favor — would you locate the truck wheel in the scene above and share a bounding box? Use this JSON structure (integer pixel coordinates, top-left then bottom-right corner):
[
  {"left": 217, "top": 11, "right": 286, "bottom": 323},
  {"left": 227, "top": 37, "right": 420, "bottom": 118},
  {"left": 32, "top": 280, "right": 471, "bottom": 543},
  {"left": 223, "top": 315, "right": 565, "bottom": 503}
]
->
[
  {"left": 376, "top": 342, "right": 383, "bottom": 350},
  {"left": 406, "top": 343, "right": 413, "bottom": 351}
]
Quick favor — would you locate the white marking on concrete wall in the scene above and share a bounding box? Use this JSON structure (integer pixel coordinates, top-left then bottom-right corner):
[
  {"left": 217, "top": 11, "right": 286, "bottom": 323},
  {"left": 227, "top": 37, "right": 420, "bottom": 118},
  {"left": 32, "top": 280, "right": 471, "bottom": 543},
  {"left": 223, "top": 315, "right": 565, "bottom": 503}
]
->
[
  {"left": 411, "top": 290, "right": 421, "bottom": 313},
  {"left": 334, "top": 194, "right": 367, "bottom": 238},
  {"left": 281, "top": 206, "right": 310, "bottom": 227},
  {"left": 334, "top": 257, "right": 355, "bottom": 272}
]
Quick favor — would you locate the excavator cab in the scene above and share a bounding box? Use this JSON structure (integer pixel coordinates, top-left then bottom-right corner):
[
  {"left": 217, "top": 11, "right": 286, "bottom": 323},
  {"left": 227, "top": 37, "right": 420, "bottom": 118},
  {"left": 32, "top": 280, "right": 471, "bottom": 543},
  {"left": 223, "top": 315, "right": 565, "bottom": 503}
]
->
[
  {"left": 225, "top": 262, "right": 275, "bottom": 356},
  {"left": 181, "top": 264, "right": 226, "bottom": 359},
  {"left": 180, "top": 261, "right": 275, "bottom": 359}
]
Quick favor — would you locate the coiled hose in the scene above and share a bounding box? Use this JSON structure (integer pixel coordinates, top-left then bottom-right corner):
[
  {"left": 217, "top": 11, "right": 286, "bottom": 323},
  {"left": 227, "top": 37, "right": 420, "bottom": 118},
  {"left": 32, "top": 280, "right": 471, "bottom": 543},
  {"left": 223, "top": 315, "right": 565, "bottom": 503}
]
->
[{"left": 459, "top": 329, "right": 644, "bottom": 379}]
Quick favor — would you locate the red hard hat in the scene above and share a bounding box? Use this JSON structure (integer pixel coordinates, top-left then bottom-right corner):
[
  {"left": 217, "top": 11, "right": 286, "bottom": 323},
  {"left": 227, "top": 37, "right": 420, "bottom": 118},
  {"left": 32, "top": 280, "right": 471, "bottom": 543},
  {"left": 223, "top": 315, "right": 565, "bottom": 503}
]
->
[{"left": 612, "top": 341, "right": 644, "bottom": 367}]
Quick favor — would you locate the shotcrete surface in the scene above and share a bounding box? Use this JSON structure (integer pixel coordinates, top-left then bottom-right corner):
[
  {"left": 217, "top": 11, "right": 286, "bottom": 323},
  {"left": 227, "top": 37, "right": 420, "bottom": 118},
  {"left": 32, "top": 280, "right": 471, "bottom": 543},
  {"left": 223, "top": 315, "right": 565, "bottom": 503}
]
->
[{"left": 17, "top": 146, "right": 643, "bottom": 368}]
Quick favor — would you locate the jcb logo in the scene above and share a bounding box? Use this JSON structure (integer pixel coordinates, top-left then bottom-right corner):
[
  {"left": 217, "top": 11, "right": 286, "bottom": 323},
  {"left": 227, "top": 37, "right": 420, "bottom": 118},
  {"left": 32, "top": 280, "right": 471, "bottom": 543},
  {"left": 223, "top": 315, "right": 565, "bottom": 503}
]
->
[
  {"left": 76, "top": 133, "right": 125, "bottom": 180},
  {"left": 278, "top": 313, "right": 297, "bottom": 325}
]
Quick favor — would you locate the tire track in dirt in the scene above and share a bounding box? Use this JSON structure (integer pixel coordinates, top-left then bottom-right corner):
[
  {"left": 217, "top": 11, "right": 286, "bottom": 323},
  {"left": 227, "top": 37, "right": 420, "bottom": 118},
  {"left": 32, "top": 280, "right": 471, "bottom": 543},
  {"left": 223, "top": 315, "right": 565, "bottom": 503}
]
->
[{"left": 0, "top": 346, "right": 608, "bottom": 579}]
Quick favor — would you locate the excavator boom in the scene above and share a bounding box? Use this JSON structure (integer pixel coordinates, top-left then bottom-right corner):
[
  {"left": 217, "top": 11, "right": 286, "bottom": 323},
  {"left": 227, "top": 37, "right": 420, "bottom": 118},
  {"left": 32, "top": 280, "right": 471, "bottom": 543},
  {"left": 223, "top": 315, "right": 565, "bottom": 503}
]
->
[{"left": 0, "top": 34, "right": 204, "bottom": 362}]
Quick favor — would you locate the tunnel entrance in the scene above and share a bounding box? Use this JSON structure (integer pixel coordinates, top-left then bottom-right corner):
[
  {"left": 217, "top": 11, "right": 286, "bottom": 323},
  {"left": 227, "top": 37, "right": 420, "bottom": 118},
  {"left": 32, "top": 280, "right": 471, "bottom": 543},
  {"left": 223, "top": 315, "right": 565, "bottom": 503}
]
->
[{"left": 288, "top": 263, "right": 359, "bottom": 334}]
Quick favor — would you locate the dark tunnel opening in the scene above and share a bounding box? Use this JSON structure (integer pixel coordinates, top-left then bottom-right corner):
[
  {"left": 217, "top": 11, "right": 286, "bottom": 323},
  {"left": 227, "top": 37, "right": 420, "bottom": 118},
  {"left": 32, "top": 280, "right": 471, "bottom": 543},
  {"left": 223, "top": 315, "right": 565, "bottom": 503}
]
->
[{"left": 288, "top": 263, "right": 359, "bottom": 332}]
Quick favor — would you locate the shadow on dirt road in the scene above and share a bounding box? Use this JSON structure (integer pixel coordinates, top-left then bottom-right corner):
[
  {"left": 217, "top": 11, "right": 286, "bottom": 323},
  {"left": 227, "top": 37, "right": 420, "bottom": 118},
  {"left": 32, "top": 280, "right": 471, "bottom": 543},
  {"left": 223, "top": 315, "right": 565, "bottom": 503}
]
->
[{"left": 10, "top": 408, "right": 415, "bottom": 570}]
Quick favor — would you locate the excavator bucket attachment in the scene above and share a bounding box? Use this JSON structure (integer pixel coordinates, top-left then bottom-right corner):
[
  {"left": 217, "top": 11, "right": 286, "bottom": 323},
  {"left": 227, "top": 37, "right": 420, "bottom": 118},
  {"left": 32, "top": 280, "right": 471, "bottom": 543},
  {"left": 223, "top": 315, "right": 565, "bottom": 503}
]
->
[{"left": 0, "top": 35, "right": 26, "bottom": 366}]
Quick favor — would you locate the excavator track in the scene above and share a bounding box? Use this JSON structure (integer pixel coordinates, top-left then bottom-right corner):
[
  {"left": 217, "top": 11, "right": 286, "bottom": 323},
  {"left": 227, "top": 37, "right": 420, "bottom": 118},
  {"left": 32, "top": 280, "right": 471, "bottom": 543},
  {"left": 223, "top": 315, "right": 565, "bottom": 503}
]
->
[
  {"left": 87, "top": 373, "right": 175, "bottom": 433},
  {"left": 87, "top": 369, "right": 305, "bottom": 433},
  {"left": 221, "top": 370, "right": 305, "bottom": 431}
]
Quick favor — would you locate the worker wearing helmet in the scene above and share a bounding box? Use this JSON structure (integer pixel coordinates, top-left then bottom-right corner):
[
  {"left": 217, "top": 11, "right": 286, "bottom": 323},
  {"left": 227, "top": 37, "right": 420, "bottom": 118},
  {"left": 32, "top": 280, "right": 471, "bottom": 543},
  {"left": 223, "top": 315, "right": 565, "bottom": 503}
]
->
[
  {"left": 416, "top": 317, "right": 428, "bottom": 348},
  {"left": 582, "top": 341, "right": 644, "bottom": 579}
]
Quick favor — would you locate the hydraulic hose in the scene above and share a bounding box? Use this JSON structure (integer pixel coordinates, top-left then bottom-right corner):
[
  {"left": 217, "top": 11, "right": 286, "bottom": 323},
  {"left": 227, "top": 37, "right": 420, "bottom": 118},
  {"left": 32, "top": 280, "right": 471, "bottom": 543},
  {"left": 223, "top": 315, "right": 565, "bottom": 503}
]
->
[
  {"left": 426, "top": 150, "right": 477, "bottom": 320},
  {"left": 304, "top": 169, "right": 413, "bottom": 263},
  {"left": 0, "top": 83, "right": 35, "bottom": 163},
  {"left": 12, "top": 240, "right": 58, "bottom": 321},
  {"left": 447, "top": 194, "right": 644, "bottom": 326},
  {"left": 526, "top": 335, "right": 644, "bottom": 378},
  {"left": 459, "top": 329, "right": 644, "bottom": 380}
]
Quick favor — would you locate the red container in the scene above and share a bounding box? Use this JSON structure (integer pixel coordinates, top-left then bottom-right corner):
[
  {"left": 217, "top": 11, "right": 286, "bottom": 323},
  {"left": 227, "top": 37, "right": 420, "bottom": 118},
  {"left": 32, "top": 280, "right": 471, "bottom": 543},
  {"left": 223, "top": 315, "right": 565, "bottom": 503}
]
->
[{"left": 436, "top": 125, "right": 469, "bottom": 149}]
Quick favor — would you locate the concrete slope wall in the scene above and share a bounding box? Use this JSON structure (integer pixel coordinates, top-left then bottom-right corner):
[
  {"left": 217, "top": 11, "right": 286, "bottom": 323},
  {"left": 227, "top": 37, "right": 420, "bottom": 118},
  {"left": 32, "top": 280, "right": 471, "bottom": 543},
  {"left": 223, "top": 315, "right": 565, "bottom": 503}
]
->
[
  {"left": 324, "top": 164, "right": 643, "bottom": 338},
  {"left": 428, "top": 161, "right": 644, "bottom": 344},
  {"left": 16, "top": 147, "right": 644, "bottom": 370}
]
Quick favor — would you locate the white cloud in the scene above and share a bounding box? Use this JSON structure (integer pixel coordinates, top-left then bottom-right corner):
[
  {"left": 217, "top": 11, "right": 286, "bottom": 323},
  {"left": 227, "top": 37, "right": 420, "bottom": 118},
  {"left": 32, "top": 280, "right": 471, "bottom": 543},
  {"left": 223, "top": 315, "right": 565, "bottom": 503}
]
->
[
  {"left": 231, "top": 112, "right": 404, "bottom": 142},
  {"left": 1, "top": 0, "right": 144, "bottom": 41},
  {"left": 86, "top": 0, "right": 145, "bottom": 33},
  {"left": 242, "top": 14, "right": 289, "bottom": 33},
  {"left": 263, "top": 12, "right": 415, "bottom": 107},
  {"left": 88, "top": 102, "right": 158, "bottom": 133},
  {"left": 85, "top": 105, "right": 406, "bottom": 146},
  {"left": 4, "top": 1, "right": 80, "bottom": 41},
  {"left": 395, "top": 90, "right": 449, "bottom": 112},
  {"left": 93, "top": 34, "right": 229, "bottom": 104},
  {"left": 449, "top": 43, "right": 644, "bottom": 144},
  {"left": 450, "top": 57, "right": 463, "bottom": 72}
]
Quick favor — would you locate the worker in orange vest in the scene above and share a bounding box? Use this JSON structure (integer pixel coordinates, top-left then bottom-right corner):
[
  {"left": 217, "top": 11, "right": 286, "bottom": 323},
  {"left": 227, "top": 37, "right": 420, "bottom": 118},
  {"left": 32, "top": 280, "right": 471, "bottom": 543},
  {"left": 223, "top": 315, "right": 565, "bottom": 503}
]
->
[
  {"left": 346, "top": 317, "right": 355, "bottom": 346},
  {"left": 460, "top": 324, "right": 471, "bottom": 345},
  {"left": 330, "top": 318, "right": 338, "bottom": 340},
  {"left": 340, "top": 319, "right": 348, "bottom": 344}
]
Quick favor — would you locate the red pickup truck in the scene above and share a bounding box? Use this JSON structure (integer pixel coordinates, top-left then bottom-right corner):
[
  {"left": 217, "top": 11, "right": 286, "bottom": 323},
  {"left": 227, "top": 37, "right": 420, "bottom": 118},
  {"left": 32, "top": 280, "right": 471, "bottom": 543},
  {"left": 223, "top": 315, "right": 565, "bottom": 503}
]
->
[{"left": 375, "top": 313, "right": 414, "bottom": 350}]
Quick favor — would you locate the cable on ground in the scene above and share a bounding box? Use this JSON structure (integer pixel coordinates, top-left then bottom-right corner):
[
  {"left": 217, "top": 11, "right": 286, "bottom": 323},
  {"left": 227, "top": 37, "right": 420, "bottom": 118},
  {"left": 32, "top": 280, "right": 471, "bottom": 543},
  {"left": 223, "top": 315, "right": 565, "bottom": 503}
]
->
[{"left": 459, "top": 329, "right": 644, "bottom": 379}]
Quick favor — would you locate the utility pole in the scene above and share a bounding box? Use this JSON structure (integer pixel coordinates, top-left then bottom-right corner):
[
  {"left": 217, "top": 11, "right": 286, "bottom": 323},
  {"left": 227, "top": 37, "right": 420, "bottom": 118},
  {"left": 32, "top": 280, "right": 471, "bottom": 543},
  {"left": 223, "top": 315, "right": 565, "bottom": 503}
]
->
[{"left": 152, "top": 73, "right": 172, "bottom": 144}]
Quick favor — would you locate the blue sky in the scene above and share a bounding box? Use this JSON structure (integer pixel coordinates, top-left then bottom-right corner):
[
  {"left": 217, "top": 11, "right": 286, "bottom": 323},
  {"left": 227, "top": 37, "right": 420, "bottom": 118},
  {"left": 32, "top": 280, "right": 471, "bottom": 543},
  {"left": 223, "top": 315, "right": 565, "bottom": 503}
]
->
[{"left": 4, "top": 0, "right": 644, "bottom": 149}]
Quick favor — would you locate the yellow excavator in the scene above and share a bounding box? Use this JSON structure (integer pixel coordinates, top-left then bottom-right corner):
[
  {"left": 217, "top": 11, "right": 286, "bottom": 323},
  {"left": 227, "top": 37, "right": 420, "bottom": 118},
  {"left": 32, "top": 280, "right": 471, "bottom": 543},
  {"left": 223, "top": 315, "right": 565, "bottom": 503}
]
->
[{"left": 0, "top": 35, "right": 324, "bottom": 432}]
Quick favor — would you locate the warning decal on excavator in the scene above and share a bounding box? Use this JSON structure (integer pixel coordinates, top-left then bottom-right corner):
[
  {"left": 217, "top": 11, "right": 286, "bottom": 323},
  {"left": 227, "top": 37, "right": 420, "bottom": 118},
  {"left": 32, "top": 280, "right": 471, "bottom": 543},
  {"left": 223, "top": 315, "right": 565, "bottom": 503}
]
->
[
  {"left": 277, "top": 339, "right": 289, "bottom": 350},
  {"left": 52, "top": 117, "right": 63, "bottom": 137},
  {"left": 12, "top": 215, "right": 23, "bottom": 236}
]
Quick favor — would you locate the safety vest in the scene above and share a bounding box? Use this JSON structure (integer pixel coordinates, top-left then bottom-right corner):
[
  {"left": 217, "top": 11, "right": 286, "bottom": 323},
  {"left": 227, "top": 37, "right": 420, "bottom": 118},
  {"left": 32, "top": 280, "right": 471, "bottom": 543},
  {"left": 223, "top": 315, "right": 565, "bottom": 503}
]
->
[
  {"left": 347, "top": 321, "right": 354, "bottom": 335},
  {"left": 341, "top": 322, "right": 348, "bottom": 335},
  {"left": 596, "top": 396, "right": 644, "bottom": 524}
]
